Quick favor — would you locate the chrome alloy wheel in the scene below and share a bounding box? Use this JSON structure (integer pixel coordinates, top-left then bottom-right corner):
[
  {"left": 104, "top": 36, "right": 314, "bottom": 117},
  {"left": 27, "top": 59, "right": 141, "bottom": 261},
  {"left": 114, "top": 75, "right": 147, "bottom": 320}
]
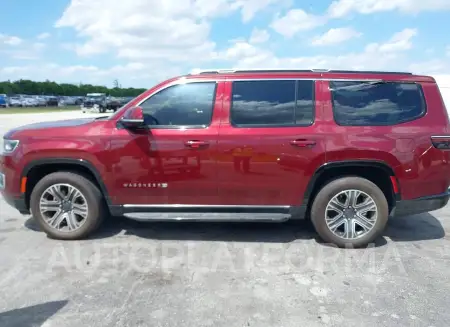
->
[
  {"left": 325, "top": 189, "right": 378, "bottom": 240},
  {"left": 39, "top": 183, "right": 89, "bottom": 232}
]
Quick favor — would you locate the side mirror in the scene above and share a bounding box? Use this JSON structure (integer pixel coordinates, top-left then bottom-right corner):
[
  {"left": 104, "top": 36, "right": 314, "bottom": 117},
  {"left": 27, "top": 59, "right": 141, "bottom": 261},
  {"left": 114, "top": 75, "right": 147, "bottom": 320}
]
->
[{"left": 121, "top": 106, "right": 145, "bottom": 129}]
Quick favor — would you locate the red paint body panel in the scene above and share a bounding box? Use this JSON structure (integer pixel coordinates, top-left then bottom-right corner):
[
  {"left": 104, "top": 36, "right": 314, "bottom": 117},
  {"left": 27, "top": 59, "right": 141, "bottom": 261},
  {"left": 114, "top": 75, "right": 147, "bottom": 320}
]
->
[
  {"left": 215, "top": 80, "right": 326, "bottom": 205},
  {"left": 1, "top": 71, "right": 450, "bottom": 211},
  {"left": 320, "top": 80, "right": 450, "bottom": 200},
  {"left": 107, "top": 82, "right": 224, "bottom": 205}
]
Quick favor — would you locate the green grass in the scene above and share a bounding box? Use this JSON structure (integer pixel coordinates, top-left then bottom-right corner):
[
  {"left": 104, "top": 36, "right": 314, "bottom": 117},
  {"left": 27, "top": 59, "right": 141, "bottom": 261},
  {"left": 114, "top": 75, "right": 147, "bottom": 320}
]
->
[{"left": 0, "top": 106, "right": 79, "bottom": 114}]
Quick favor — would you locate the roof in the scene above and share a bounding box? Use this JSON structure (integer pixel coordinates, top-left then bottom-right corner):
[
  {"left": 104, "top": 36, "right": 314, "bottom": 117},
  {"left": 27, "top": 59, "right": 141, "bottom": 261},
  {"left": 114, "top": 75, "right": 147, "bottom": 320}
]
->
[
  {"left": 186, "top": 68, "right": 435, "bottom": 83},
  {"left": 189, "top": 68, "right": 413, "bottom": 75}
]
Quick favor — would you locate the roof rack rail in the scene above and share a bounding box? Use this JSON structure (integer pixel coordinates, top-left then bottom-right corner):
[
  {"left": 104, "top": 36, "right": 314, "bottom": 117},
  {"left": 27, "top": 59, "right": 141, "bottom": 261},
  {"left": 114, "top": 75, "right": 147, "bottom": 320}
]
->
[{"left": 189, "top": 68, "right": 412, "bottom": 75}]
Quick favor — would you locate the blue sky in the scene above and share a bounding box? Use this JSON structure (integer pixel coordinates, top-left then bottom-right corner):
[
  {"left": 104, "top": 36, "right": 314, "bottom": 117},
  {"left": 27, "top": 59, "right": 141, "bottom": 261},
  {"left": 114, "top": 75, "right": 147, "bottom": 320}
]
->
[{"left": 0, "top": 0, "right": 449, "bottom": 88}]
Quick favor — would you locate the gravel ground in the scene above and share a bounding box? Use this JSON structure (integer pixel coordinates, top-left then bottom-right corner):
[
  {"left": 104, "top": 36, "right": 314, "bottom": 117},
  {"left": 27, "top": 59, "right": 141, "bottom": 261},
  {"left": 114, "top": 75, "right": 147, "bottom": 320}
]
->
[{"left": 1, "top": 112, "right": 450, "bottom": 327}]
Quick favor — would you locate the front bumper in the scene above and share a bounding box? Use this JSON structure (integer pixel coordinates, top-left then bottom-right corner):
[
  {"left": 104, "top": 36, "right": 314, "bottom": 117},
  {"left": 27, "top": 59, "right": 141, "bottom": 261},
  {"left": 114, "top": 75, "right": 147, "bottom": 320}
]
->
[
  {"left": 393, "top": 191, "right": 450, "bottom": 217},
  {"left": 1, "top": 192, "right": 29, "bottom": 215},
  {"left": 0, "top": 155, "right": 29, "bottom": 215}
]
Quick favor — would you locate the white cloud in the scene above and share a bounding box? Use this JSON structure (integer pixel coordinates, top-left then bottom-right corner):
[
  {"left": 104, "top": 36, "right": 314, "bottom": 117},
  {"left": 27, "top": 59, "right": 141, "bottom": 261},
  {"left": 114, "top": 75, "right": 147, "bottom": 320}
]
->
[
  {"left": 446, "top": 46, "right": 450, "bottom": 57},
  {"left": 220, "top": 28, "right": 417, "bottom": 71},
  {"left": 311, "top": 27, "right": 361, "bottom": 46},
  {"left": 37, "top": 32, "right": 51, "bottom": 40},
  {"left": 55, "top": 0, "right": 283, "bottom": 65},
  {"left": 0, "top": 37, "right": 46, "bottom": 60},
  {"left": 409, "top": 59, "right": 450, "bottom": 75},
  {"left": 328, "top": 0, "right": 450, "bottom": 18},
  {"left": 433, "top": 74, "right": 450, "bottom": 89},
  {"left": 271, "top": 9, "right": 326, "bottom": 37},
  {"left": 365, "top": 28, "right": 417, "bottom": 53},
  {"left": 18, "top": 43, "right": 46, "bottom": 59},
  {"left": 60, "top": 43, "right": 76, "bottom": 51},
  {"left": 56, "top": 0, "right": 216, "bottom": 62},
  {"left": 2, "top": 27, "right": 426, "bottom": 87},
  {"left": 0, "top": 34, "right": 22, "bottom": 46},
  {"left": 236, "top": 0, "right": 285, "bottom": 22},
  {"left": 249, "top": 28, "right": 270, "bottom": 44}
]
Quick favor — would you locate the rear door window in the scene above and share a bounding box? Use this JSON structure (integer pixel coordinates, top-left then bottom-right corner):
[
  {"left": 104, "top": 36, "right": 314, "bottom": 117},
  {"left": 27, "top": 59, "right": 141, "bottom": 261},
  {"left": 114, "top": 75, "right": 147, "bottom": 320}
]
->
[
  {"left": 330, "top": 81, "right": 426, "bottom": 126},
  {"left": 231, "top": 80, "right": 314, "bottom": 127}
]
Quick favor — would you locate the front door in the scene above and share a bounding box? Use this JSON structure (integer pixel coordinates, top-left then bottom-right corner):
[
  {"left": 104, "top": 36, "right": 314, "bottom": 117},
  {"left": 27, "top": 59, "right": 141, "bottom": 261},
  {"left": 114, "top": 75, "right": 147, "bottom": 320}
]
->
[
  {"left": 110, "top": 81, "right": 222, "bottom": 205},
  {"left": 217, "top": 79, "right": 326, "bottom": 206}
]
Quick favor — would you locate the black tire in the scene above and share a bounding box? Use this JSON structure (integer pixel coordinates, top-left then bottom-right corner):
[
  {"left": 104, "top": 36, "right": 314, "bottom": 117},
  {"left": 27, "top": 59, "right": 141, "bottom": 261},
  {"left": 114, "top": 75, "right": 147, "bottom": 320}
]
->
[
  {"left": 30, "top": 172, "right": 106, "bottom": 240},
  {"left": 310, "top": 176, "right": 389, "bottom": 248}
]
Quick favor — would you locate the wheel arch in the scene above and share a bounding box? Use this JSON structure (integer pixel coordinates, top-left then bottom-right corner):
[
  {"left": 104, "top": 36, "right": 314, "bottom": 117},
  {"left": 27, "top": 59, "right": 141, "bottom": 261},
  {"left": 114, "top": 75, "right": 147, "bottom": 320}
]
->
[
  {"left": 22, "top": 158, "right": 112, "bottom": 210},
  {"left": 304, "top": 160, "right": 400, "bottom": 213}
]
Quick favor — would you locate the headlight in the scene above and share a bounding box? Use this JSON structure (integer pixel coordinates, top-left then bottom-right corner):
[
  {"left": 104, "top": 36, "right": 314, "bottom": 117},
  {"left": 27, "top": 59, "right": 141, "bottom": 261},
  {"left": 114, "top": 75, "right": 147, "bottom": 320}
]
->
[{"left": 0, "top": 139, "right": 20, "bottom": 155}]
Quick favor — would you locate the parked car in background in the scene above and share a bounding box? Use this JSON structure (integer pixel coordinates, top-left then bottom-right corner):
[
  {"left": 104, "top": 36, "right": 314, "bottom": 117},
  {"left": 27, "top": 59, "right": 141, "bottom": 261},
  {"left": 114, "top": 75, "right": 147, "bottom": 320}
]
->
[
  {"left": 1, "top": 68, "right": 449, "bottom": 248},
  {"left": 36, "top": 96, "right": 48, "bottom": 106},
  {"left": 9, "top": 97, "right": 24, "bottom": 107},
  {"left": 23, "top": 97, "right": 40, "bottom": 107},
  {"left": 106, "top": 96, "right": 122, "bottom": 111},
  {"left": 81, "top": 93, "right": 107, "bottom": 113},
  {"left": 121, "top": 97, "right": 134, "bottom": 106},
  {"left": 74, "top": 97, "right": 84, "bottom": 105},
  {"left": 0, "top": 94, "right": 8, "bottom": 108},
  {"left": 59, "top": 96, "right": 77, "bottom": 106},
  {"left": 46, "top": 96, "right": 59, "bottom": 106}
]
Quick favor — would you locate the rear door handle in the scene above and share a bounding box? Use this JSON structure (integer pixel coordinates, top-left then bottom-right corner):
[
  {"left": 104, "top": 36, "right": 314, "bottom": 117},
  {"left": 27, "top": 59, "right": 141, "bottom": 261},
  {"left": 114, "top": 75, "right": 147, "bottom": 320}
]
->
[
  {"left": 185, "top": 140, "right": 209, "bottom": 149},
  {"left": 290, "top": 139, "right": 316, "bottom": 148}
]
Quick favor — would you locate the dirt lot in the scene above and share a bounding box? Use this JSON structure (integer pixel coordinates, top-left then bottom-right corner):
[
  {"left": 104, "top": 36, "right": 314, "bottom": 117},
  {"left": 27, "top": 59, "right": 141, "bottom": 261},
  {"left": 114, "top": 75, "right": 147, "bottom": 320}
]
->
[{"left": 1, "top": 112, "right": 450, "bottom": 327}]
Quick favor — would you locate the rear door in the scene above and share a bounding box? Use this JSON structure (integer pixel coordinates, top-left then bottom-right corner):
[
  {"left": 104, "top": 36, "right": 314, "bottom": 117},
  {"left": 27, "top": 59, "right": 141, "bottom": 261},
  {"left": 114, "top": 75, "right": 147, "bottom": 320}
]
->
[{"left": 216, "top": 78, "right": 327, "bottom": 206}]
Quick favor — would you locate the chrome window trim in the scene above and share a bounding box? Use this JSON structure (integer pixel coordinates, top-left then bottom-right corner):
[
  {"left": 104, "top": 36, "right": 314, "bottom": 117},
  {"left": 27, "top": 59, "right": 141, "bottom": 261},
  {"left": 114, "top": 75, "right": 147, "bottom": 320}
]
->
[
  {"left": 136, "top": 79, "right": 218, "bottom": 107},
  {"left": 136, "top": 80, "right": 217, "bottom": 128},
  {"left": 136, "top": 77, "right": 383, "bottom": 106}
]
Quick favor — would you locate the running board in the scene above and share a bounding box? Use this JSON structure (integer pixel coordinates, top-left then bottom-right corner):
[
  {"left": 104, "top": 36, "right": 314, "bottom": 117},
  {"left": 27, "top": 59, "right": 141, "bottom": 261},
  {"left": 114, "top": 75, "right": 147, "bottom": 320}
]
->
[{"left": 123, "top": 212, "right": 291, "bottom": 222}]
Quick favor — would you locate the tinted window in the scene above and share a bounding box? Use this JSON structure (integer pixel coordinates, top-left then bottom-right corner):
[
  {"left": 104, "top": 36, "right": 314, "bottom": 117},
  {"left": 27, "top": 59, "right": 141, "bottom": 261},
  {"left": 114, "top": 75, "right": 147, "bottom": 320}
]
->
[
  {"left": 140, "top": 82, "right": 216, "bottom": 127},
  {"left": 330, "top": 81, "right": 426, "bottom": 126},
  {"left": 295, "top": 80, "right": 315, "bottom": 125},
  {"left": 231, "top": 80, "right": 314, "bottom": 127}
]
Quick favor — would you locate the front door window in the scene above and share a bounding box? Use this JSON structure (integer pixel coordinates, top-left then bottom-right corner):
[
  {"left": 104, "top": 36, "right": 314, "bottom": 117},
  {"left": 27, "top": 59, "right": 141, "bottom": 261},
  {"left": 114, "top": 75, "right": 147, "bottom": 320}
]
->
[{"left": 140, "top": 82, "right": 217, "bottom": 128}]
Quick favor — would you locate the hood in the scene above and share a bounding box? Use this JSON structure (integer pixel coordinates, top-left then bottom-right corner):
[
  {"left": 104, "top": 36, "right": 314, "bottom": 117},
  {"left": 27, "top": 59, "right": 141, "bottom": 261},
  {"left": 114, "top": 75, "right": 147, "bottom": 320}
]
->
[{"left": 4, "top": 118, "right": 96, "bottom": 139}]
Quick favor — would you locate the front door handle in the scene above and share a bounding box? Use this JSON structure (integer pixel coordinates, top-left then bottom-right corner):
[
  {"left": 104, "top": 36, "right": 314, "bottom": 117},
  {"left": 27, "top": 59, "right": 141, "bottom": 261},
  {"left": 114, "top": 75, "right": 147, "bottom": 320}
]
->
[
  {"left": 290, "top": 139, "right": 316, "bottom": 148},
  {"left": 185, "top": 140, "right": 209, "bottom": 149}
]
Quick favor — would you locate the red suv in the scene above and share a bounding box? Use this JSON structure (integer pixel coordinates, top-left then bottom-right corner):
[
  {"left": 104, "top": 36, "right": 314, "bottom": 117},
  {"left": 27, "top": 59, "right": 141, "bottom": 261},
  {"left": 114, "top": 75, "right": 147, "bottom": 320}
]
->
[{"left": 1, "top": 69, "right": 449, "bottom": 247}]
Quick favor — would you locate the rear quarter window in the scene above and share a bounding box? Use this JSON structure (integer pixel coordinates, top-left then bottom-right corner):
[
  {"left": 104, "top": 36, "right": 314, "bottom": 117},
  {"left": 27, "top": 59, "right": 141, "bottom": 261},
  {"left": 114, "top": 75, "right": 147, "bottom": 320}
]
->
[{"left": 330, "top": 81, "right": 426, "bottom": 126}]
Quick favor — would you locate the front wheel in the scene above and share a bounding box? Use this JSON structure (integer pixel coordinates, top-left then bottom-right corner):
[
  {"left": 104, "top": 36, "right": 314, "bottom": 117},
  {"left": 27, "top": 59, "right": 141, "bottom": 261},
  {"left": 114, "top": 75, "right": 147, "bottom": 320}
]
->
[
  {"left": 310, "top": 177, "right": 389, "bottom": 248},
  {"left": 30, "top": 172, "right": 106, "bottom": 240}
]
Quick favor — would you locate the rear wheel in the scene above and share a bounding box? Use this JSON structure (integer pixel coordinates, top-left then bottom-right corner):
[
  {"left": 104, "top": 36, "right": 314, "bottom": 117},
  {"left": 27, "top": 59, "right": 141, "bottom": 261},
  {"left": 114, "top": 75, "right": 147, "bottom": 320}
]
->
[
  {"left": 30, "top": 172, "right": 105, "bottom": 240},
  {"left": 310, "top": 177, "right": 389, "bottom": 248}
]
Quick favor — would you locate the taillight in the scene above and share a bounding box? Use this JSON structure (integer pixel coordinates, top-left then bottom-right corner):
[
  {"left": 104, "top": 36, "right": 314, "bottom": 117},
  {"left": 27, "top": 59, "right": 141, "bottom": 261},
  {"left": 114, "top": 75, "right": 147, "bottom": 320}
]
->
[{"left": 431, "top": 136, "right": 450, "bottom": 150}]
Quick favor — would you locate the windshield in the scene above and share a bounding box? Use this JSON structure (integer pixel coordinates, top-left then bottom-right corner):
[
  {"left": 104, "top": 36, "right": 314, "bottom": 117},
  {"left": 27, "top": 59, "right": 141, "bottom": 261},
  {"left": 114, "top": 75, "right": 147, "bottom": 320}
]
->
[
  {"left": 86, "top": 96, "right": 104, "bottom": 101},
  {"left": 108, "top": 97, "right": 137, "bottom": 120}
]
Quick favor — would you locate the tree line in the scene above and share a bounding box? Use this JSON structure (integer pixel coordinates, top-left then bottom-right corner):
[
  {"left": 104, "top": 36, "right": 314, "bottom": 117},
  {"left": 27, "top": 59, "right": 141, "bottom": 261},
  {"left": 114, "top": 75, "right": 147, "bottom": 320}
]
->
[{"left": 0, "top": 79, "right": 147, "bottom": 97}]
